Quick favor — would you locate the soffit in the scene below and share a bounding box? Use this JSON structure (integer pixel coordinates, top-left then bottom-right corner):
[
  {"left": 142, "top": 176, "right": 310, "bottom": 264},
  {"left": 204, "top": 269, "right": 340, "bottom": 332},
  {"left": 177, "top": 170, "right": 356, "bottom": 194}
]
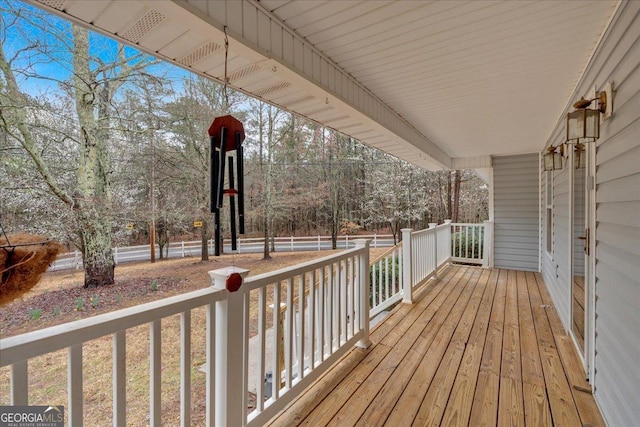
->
[
  {"left": 260, "top": 0, "right": 618, "bottom": 158},
  {"left": 28, "top": 0, "right": 619, "bottom": 168}
]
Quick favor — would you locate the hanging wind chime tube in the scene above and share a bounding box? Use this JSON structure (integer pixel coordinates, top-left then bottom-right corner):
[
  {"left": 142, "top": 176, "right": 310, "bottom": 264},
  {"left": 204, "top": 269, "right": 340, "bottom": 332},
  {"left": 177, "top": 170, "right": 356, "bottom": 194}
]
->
[
  {"left": 207, "top": 26, "right": 247, "bottom": 256},
  {"left": 209, "top": 115, "right": 246, "bottom": 256}
]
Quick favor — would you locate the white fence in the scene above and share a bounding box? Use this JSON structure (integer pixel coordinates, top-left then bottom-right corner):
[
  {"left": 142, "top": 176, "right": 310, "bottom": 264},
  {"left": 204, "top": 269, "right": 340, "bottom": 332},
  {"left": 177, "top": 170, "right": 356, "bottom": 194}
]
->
[{"left": 50, "top": 234, "right": 394, "bottom": 271}]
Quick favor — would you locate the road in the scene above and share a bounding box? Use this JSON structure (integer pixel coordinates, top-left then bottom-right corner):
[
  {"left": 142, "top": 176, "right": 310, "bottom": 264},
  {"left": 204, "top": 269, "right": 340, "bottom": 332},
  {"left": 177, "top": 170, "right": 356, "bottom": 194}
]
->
[{"left": 50, "top": 235, "right": 395, "bottom": 271}]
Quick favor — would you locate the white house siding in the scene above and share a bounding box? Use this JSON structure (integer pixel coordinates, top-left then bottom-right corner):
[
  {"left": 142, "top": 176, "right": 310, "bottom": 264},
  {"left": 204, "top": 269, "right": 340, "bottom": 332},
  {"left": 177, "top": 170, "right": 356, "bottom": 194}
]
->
[
  {"left": 541, "top": 2, "right": 640, "bottom": 425},
  {"left": 492, "top": 154, "right": 539, "bottom": 272}
]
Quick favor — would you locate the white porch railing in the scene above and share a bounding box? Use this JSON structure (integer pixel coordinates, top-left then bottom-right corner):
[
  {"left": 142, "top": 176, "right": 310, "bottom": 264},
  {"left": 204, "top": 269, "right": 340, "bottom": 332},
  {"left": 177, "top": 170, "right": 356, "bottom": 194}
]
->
[
  {"left": 0, "top": 222, "right": 494, "bottom": 426},
  {"left": 243, "top": 240, "right": 371, "bottom": 426},
  {"left": 369, "top": 244, "right": 403, "bottom": 317},
  {"left": 0, "top": 240, "right": 371, "bottom": 427},
  {"left": 400, "top": 222, "right": 453, "bottom": 303},
  {"left": 0, "top": 287, "right": 226, "bottom": 426},
  {"left": 450, "top": 221, "right": 493, "bottom": 267}
]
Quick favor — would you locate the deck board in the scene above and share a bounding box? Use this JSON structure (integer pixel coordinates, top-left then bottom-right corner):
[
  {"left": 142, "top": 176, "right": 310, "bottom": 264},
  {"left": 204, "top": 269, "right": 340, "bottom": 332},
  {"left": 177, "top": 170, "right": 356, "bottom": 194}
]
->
[{"left": 267, "top": 266, "right": 605, "bottom": 427}]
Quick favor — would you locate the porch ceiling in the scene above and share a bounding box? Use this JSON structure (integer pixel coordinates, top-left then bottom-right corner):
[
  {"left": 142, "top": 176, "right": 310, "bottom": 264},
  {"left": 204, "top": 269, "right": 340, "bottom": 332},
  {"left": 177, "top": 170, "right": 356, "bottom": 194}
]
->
[{"left": 28, "top": 0, "right": 618, "bottom": 169}]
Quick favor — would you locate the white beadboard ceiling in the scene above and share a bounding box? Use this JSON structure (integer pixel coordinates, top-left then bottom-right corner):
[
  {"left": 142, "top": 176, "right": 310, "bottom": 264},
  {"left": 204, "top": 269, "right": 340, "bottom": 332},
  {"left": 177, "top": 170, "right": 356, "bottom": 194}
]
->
[{"left": 28, "top": 0, "right": 619, "bottom": 170}]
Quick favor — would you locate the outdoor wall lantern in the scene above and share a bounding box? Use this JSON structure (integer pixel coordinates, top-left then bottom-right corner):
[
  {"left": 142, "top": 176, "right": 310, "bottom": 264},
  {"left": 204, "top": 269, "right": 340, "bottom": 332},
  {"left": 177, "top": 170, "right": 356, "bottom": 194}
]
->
[
  {"left": 565, "top": 92, "right": 605, "bottom": 143},
  {"left": 543, "top": 144, "right": 563, "bottom": 171}
]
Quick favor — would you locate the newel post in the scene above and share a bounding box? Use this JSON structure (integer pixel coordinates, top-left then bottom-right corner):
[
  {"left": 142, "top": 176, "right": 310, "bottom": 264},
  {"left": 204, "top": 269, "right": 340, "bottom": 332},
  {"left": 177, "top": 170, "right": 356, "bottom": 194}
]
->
[
  {"left": 209, "top": 267, "right": 250, "bottom": 427},
  {"left": 483, "top": 220, "right": 493, "bottom": 268},
  {"left": 355, "top": 239, "right": 372, "bottom": 349},
  {"left": 401, "top": 228, "right": 413, "bottom": 304},
  {"left": 429, "top": 223, "right": 438, "bottom": 279},
  {"left": 444, "top": 219, "right": 452, "bottom": 261}
]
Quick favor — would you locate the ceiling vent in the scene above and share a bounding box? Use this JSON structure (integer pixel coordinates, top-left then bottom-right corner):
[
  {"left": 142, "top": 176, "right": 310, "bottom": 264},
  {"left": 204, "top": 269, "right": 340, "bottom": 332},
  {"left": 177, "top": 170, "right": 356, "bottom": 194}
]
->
[
  {"left": 305, "top": 105, "right": 333, "bottom": 116},
  {"left": 228, "top": 64, "right": 263, "bottom": 82},
  {"left": 178, "top": 42, "right": 221, "bottom": 66},
  {"left": 283, "top": 95, "right": 315, "bottom": 107},
  {"left": 254, "top": 82, "right": 292, "bottom": 98},
  {"left": 37, "top": 0, "right": 65, "bottom": 10},
  {"left": 121, "top": 10, "right": 166, "bottom": 44}
]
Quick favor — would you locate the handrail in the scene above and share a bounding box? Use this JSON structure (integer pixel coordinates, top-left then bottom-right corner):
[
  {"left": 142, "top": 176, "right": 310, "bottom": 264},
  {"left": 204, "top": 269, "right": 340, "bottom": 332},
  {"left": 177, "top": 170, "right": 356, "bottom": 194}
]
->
[
  {"left": 369, "top": 242, "right": 402, "bottom": 264},
  {"left": 0, "top": 287, "right": 224, "bottom": 367}
]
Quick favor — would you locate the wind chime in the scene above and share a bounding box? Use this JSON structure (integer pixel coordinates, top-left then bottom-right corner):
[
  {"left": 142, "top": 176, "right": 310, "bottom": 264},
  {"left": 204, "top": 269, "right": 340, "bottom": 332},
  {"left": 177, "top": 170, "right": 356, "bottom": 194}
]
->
[
  {"left": 209, "top": 27, "right": 246, "bottom": 256},
  {"left": 209, "top": 115, "right": 245, "bottom": 256}
]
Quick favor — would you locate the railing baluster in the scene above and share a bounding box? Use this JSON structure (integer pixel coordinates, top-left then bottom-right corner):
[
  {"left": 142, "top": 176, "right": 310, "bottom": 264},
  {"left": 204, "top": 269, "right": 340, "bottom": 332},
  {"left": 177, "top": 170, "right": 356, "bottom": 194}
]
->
[
  {"left": 272, "top": 283, "right": 281, "bottom": 399},
  {"left": 341, "top": 261, "right": 347, "bottom": 345},
  {"left": 68, "top": 344, "right": 83, "bottom": 427},
  {"left": 349, "top": 258, "right": 355, "bottom": 338},
  {"left": 113, "top": 331, "right": 126, "bottom": 427},
  {"left": 371, "top": 260, "right": 377, "bottom": 309},
  {"left": 333, "top": 263, "right": 340, "bottom": 349},
  {"left": 150, "top": 320, "right": 161, "bottom": 427},
  {"left": 206, "top": 303, "right": 215, "bottom": 427},
  {"left": 180, "top": 312, "right": 191, "bottom": 427},
  {"left": 319, "top": 266, "right": 326, "bottom": 362},
  {"left": 378, "top": 258, "right": 383, "bottom": 305},
  {"left": 242, "top": 290, "right": 250, "bottom": 427},
  {"left": 10, "top": 360, "right": 27, "bottom": 406},
  {"left": 297, "top": 275, "right": 305, "bottom": 380},
  {"left": 309, "top": 269, "right": 316, "bottom": 370},
  {"left": 286, "top": 278, "right": 294, "bottom": 389},
  {"left": 384, "top": 256, "right": 389, "bottom": 301},
  {"left": 327, "top": 264, "right": 334, "bottom": 354},
  {"left": 257, "top": 288, "right": 266, "bottom": 411},
  {"left": 472, "top": 225, "right": 476, "bottom": 259}
]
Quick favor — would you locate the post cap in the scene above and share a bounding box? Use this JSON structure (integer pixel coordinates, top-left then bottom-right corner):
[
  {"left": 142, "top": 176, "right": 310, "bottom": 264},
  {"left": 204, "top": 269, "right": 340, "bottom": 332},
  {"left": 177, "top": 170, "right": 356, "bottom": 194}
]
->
[{"left": 209, "top": 267, "right": 250, "bottom": 291}]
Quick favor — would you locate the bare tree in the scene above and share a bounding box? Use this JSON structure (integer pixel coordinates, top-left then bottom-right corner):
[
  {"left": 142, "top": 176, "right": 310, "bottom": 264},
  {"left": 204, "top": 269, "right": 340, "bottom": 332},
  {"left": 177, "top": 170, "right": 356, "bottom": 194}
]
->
[{"left": 0, "top": 5, "right": 156, "bottom": 286}]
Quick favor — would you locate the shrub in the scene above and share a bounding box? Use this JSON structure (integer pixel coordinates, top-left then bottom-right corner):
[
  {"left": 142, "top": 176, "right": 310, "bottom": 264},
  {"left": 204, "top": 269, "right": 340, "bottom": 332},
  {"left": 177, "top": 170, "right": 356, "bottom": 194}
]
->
[
  {"left": 90, "top": 296, "right": 100, "bottom": 308},
  {"left": 29, "top": 308, "right": 42, "bottom": 320},
  {"left": 451, "top": 228, "right": 484, "bottom": 259}
]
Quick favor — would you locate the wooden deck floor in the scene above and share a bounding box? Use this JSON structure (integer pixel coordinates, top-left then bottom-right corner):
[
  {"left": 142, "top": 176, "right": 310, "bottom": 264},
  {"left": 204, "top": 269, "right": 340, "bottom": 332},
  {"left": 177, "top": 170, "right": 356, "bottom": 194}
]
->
[{"left": 267, "top": 265, "right": 604, "bottom": 426}]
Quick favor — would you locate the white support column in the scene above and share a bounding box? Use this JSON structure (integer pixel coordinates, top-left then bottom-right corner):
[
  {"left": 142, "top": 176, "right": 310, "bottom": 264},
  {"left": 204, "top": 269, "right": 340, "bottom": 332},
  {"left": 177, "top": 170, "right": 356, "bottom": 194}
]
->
[
  {"left": 401, "top": 229, "right": 413, "bottom": 304},
  {"left": 209, "top": 267, "right": 250, "bottom": 427},
  {"left": 355, "top": 239, "right": 371, "bottom": 349},
  {"left": 483, "top": 220, "right": 494, "bottom": 268}
]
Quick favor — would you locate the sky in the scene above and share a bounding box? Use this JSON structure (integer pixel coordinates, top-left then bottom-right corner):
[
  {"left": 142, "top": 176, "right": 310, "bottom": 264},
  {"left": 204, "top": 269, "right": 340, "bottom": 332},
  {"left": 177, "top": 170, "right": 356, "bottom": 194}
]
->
[{"left": 1, "top": 0, "right": 189, "bottom": 97}]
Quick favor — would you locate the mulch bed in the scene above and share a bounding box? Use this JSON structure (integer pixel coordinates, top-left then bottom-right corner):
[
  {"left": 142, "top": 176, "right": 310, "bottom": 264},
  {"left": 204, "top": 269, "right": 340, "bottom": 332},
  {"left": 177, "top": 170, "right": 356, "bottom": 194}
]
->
[{"left": 0, "top": 277, "right": 187, "bottom": 337}]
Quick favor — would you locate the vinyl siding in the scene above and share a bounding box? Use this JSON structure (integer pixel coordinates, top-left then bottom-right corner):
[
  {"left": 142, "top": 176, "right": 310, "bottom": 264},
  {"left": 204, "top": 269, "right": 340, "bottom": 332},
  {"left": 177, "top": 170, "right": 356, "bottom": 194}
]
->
[
  {"left": 540, "top": 3, "right": 640, "bottom": 425},
  {"left": 493, "top": 154, "right": 539, "bottom": 272}
]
